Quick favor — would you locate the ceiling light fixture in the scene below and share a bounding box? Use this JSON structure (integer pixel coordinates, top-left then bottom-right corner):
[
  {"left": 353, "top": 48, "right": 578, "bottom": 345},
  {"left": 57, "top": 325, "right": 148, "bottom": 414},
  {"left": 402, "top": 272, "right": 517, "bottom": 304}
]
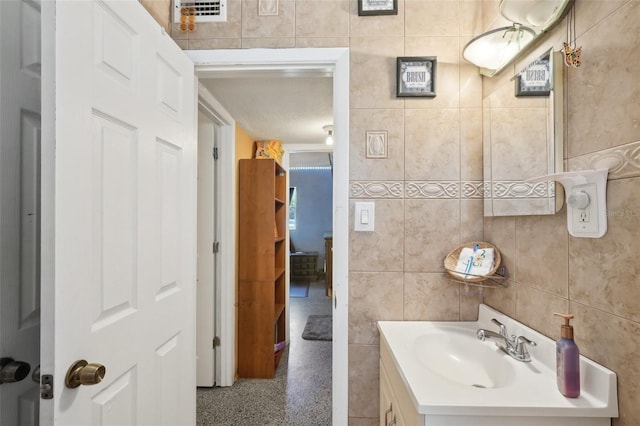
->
[
  {"left": 462, "top": 24, "right": 536, "bottom": 76},
  {"left": 323, "top": 125, "right": 334, "bottom": 145}
]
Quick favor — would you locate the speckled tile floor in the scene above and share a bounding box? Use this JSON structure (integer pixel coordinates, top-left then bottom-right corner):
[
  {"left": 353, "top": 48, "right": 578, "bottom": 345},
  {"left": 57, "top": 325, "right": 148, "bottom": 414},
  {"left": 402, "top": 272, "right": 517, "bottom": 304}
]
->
[{"left": 197, "top": 280, "right": 332, "bottom": 425}]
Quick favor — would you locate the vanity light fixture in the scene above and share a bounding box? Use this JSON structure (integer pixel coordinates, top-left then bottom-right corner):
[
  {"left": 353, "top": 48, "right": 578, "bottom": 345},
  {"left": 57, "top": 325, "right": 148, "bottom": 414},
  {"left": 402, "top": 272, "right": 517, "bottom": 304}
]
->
[
  {"left": 323, "top": 124, "right": 334, "bottom": 145},
  {"left": 499, "top": 0, "right": 571, "bottom": 30},
  {"left": 463, "top": 24, "right": 536, "bottom": 76},
  {"left": 464, "top": 0, "right": 571, "bottom": 76}
]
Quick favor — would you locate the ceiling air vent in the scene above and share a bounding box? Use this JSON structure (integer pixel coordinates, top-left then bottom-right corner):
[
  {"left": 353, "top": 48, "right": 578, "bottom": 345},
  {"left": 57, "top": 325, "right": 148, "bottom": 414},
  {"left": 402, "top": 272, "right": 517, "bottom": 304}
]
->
[{"left": 174, "top": 0, "right": 227, "bottom": 24}]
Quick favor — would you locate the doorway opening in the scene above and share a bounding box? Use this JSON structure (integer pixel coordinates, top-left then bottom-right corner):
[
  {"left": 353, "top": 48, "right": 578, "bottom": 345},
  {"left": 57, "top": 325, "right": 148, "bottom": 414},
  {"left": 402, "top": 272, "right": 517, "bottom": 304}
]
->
[
  {"left": 190, "top": 48, "right": 349, "bottom": 423},
  {"left": 287, "top": 149, "right": 334, "bottom": 421}
]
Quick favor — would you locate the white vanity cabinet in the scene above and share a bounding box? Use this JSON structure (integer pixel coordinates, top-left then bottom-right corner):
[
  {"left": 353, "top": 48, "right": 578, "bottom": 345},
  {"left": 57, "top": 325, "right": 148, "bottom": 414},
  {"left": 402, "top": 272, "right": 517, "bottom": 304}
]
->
[
  {"left": 380, "top": 336, "right": 422, "bottom": 426},
  {"left": 380, "top": 362, "right": 406, "bottom": 426},
  {"left": 380, "top": 363, "right": 399, "bottom": 426}
]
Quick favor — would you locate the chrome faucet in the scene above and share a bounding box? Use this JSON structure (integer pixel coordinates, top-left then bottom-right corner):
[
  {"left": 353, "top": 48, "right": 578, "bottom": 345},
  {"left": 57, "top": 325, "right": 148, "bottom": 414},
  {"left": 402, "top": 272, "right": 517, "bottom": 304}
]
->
[{"left": 477, "top": 318, "right": 537, "bottom": 362}]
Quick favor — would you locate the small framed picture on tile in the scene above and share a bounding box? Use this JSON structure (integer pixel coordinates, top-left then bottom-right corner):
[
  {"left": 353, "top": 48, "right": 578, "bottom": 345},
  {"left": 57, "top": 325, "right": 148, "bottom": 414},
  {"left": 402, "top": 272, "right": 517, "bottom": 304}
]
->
[
  {"left": 396, "top": 56, "right": 437, "bottom": 97},
  {"left": 515, "top": 54, "right": 551, "bottom": 97},
  {"left": 358, "top": 0, "right": 397, "bottom": 16}
]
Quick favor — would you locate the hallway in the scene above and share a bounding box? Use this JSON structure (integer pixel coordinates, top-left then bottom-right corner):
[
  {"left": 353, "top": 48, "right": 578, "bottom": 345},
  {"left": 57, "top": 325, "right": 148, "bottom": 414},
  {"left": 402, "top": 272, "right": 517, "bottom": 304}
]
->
[{"left": 196, "top": 280, "right": 332, "bottom": 425}]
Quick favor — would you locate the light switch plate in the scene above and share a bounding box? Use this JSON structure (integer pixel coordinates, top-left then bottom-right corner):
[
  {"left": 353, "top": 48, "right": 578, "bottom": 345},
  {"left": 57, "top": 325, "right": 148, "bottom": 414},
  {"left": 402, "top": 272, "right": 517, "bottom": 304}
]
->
[{"left": 354, "top": 201, "right": 375, "bottom": 232}]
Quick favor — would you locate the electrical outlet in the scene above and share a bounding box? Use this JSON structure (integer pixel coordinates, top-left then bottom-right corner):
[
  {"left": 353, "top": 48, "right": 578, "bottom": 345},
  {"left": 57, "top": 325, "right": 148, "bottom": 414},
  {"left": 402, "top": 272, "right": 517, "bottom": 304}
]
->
[
  {"left": 571, "top": 184, "right": 599, "bottom": 236},
  {"left": 579, "top": 209, "right": 589, "bottom": 223},
  {"left": 526, "top": 168, "right": 609, "bottom": 238}
]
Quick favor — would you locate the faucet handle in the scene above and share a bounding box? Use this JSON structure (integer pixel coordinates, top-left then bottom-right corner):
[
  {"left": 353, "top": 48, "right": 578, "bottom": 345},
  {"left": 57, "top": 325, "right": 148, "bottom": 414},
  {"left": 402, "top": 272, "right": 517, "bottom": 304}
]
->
[
  {"left": 516, "top": 335, "right": 536, "bottom": 346},
  {"left": 514, "top": 335, "right": 537, "bottom": 361},
  {"left": 491, "top": 318, "right": 507, "bottom": 337}
]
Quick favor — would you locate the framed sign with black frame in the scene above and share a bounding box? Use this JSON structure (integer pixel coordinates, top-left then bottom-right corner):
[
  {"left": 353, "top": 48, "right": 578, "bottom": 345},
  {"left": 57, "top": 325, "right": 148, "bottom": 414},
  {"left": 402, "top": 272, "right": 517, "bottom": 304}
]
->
[
  {"left": 396, "top": 56, "right": 437, "bottom": 97},
  {"left": 358, "top": 0, "right": 397, "bottom": 16},
  {"left": 515, "top": 54, "right": 551, "bottom": 97}
]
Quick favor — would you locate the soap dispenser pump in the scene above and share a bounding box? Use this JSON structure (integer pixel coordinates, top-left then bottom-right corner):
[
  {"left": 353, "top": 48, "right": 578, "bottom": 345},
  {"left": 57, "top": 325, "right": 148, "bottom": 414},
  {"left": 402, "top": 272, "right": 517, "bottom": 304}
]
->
[{"left": 554, "top": 313, "right": 580, "bottom": 398}]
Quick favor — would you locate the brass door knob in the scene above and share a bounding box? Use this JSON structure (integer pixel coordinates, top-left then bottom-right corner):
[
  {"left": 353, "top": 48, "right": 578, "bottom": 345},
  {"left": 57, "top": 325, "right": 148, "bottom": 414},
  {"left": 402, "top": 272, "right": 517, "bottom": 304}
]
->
[
  {"left": 0, "top": 358, "right": 31, "bottom": 384},
  {"left": 65, "top": 360, "right": 106, "bottom": 389}
]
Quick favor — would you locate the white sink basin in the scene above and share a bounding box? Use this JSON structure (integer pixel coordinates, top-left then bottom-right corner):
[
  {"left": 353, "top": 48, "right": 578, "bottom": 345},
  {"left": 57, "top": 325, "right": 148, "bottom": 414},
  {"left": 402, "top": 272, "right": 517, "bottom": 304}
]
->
[
  {"left": 378, "top": 304, "right": 618, "bottom": 421},
  {"left": 413, "top": 326, "right": 515, "bottom": 389}
]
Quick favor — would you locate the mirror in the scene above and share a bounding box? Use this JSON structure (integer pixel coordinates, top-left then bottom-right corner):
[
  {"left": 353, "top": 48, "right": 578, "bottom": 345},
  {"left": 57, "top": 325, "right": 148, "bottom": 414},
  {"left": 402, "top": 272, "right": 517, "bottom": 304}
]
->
[{"left": 483, "top": 49, "right": 564, "bottom": 217}]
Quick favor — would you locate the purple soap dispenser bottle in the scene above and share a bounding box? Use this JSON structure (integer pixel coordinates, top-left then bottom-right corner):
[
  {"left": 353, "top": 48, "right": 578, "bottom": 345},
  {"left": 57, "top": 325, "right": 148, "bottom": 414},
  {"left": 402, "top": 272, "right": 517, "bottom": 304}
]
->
[{"left": 554, "top": 313, "right": 580, "bottom": 398}]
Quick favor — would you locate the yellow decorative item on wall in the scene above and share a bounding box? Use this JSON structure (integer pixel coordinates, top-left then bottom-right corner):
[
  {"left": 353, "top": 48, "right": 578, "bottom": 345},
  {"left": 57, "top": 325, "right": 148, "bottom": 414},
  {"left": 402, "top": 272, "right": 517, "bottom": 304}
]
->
[
  {"left": 254, "top": 140, "right": 284, "bottom": 164},
  {"left": 179, "top": 6, "right": 196, "bottom": 32}
]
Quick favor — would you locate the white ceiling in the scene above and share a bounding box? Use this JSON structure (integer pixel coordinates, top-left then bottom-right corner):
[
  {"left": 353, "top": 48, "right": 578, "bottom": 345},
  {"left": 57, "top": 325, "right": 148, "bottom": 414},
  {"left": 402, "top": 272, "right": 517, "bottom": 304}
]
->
[{"left": 199, "top": 74, "right": 334, "bottom": 147}]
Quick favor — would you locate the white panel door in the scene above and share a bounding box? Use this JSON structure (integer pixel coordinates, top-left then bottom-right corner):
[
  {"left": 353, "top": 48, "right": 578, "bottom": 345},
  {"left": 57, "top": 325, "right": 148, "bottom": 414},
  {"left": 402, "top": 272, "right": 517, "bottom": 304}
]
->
[
  {"left": 0, "top": 1, "right": 42, "bottom": 425},
  {"left": 40, "top": 1, "right": 197, "bottom": 424}
]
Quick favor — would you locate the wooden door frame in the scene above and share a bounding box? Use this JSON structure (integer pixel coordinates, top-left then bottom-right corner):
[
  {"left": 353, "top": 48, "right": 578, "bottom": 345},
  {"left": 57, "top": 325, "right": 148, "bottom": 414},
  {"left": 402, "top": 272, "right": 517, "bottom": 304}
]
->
[
  {"left": 196, "top": 106, "right": 217, "bottom": 387},
  {"left": 197, "top": 86, "right": 236, "bottom": 387},
  {"left": 189, "top": 47, "right": 349, "bottom": 424}
]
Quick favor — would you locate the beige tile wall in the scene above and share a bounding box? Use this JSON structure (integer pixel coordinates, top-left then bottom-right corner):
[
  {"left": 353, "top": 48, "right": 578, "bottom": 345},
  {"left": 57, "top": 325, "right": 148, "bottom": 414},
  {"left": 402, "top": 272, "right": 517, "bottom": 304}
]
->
[
  {"left": 139, "top": 0, "right": 171, "bottom": 32},
  {"left": 162, "top": 0, "right": 640, "bottom": 424},
  {"left": 348, "top": 1, "right": 484, "bottom": 422},
  {"left": 170, "top": 1, "right": 483, "bottom": 423},
  {"left": 483, "top": 2, "right": 640, "bottom": 425}
]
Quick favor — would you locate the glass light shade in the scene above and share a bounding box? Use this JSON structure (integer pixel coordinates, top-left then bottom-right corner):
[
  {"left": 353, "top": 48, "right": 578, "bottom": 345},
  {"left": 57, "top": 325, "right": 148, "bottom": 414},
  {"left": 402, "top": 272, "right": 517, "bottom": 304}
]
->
[
  {"left": 463, "top": 25, "right": 535, "bottom": 74},
  {"left": 323, "top": 124, "right": 334, "bottom": 145},
  {"left": 500, "top": 0, "right": 570, "bottom": 29},
  {"left": 326, "top": 130, "right": 334, "bottom": 145}
]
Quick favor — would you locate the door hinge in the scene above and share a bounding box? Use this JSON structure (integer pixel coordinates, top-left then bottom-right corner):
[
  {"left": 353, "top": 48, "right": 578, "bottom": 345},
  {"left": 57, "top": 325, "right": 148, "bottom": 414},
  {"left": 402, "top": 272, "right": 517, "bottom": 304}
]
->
[
  {"left": 212, "top": 241, "right": 220, "bottom": 253},
  {"left": 40, "top": 374, "right": 54, "bottom": 399},
  {"left": 213, "top": 147, "right": 219, "bottom": 160},
  {"left": 213, "top": 336, "right": 221, "bottom": 348}
]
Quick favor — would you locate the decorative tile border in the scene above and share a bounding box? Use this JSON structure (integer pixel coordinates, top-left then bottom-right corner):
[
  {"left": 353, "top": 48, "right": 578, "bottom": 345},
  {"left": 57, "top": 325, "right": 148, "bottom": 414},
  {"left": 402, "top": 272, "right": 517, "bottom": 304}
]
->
[
  {"left": 350, "top": 180, "right": 561, "bottom": 199},
  {"left": 569, "top": 140, "right": 640, "bottom": 180},
  {"left": 406, "top": 181, "right": 458, "bottom": 198},
  {"left": 347, "top": 140, "right": 640, "bottom": 201},
  {"left": 350, "top": 181, "right": 403, "bottom": 198},
  {"left": 350, "top": 181, "right": 485, "bottom": 199},
  {"left": 483, "top": 182, "right": 491, "bottom": 198},
  {"left": 488, "top": 181, "right": 555, "bottom": 199},
  {"left": 462, "top": 181, "right": 484, "bottom": 199}
]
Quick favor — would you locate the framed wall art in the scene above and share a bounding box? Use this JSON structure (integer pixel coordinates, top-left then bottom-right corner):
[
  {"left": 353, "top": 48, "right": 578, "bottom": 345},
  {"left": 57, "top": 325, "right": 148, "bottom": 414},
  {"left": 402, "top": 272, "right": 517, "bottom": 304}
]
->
[
  {"left": 515, "top": 54, "right": 551, "bottom": 97},
  {"left": 358, "top": 0, "right": 397, "bottom": 16},
  {"left": 396, "top": 56, "right": 437, "bottom": 97}
]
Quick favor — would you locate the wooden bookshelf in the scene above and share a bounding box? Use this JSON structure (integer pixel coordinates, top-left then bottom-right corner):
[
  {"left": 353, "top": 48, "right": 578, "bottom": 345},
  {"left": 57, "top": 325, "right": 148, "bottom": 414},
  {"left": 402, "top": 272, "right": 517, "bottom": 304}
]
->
[{"left": 238, "top": 159, "right": 287, "bottom": 378}]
